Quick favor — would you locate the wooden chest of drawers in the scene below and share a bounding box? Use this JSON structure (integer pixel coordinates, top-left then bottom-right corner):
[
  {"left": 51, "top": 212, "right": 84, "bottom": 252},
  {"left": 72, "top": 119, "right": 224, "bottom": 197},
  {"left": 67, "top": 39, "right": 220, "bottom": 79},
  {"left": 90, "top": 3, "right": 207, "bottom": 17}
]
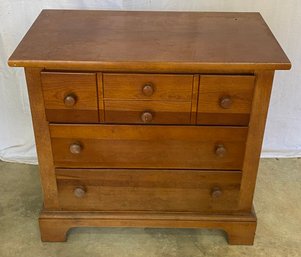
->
[{"left": 8, "top": 10, "right": 290, "bottom": 245}]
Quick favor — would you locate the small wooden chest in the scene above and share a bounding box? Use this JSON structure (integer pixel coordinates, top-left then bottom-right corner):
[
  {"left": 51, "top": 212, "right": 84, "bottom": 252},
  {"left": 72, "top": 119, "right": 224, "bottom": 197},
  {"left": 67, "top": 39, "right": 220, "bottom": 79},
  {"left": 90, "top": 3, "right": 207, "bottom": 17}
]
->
[{"left": 8, "top": 10, "right": 291, "bottom": 244}]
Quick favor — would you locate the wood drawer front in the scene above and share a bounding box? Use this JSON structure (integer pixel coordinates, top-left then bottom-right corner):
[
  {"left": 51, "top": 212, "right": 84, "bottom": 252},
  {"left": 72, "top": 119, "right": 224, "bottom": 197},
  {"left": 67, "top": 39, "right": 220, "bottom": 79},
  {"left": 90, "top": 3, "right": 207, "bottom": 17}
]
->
[
  {"left": 197, "top": 75, "right": 255, "bottom": 125},
  {"left": 104, "top": 100, "right": 191, "bottom": 124},
  {"left": 50, "top": 125, "right": 248, "bottom": 170},
  {"left": 56, "top": 169, "right": 241, "bottom": 212},
  {"left": 103, "top": 73, "right": 193, "bottom": 101},
  {"left": 41, "top": 72, "right": 98, "bottom": 123}
]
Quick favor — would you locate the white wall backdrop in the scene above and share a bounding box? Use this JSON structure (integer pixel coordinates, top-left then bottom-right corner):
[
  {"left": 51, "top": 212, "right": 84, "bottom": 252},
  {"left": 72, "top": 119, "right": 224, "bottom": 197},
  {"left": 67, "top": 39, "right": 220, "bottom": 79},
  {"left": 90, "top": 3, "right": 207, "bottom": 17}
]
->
[{"left": 0, "top": 0, "right": 301, "bottom": 164}]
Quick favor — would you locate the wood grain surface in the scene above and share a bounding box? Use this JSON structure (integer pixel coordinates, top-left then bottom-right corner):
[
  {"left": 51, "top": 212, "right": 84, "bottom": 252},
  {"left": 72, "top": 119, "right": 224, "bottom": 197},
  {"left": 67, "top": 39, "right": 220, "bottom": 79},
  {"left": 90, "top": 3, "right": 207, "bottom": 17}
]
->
[
  {"left": 41, "top": 72, "right": 98, "bottom": 122},
  {"left": 197, "top": 75, "right": 255, "bottom": 125},
  {"left": 56, "top": 169, "right": 242, "bottom": 212},
  {"left": 8, "top": 10, "right": 291, "bottom": 71},
  {"left": 104, "top": 100, "right": 191, "bottom": 124},
  {"left": 24, "top": 68, "right": 59, "bottom": 209},
  {"left": 239, "top": 71, "right": 275, "bottom": 211},
  {"left": 50, "top": 124, "right": 248, "bottom": 169},
  {"left": 103, "top": 73, "right": 193, "bottom": 100},
  {"left": 39, "top": 210, "right": 257, "bottom": 244}
]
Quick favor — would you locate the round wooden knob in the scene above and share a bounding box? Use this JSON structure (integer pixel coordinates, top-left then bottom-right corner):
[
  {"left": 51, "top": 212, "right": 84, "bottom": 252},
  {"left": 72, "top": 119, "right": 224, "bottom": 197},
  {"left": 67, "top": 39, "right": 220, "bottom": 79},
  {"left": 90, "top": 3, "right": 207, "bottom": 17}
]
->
[
  {"left": 69, "top": 143, "right": 82, "bottom": 154},
  {"left": 215, "top": 144, "right": 226, "bottom": 157},
  {"left": 64, "top": 94, "right": 77, "bottom": 107},
  {"left": 219, "top": 95, "right": 232, "bottom": 109},
  {"left": 74, "top": 186, "right": 86, "bottom": 198},
  {"left": 141, "top": 111, "right": 153, "bottom": 123},
  {"left": 211, "top": 187, "right": 222, "bottom": 198},
  {"left": 142, "top": 83, "right": 154, "bottom": 96}
]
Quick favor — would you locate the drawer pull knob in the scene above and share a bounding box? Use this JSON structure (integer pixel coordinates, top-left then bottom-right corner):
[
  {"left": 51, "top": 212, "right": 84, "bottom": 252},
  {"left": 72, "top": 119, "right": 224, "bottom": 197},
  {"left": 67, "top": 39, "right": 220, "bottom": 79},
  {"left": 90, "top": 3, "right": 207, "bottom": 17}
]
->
[
  {"left": 215, "top": 144, "right": 226, "bottom": 157},
  {"left": 141, "top": 111, "right": 153, "bottom": 123},
  {"left": 74, "top": 187, "right": 86, "bottom": 198},
  {"left": 219, "top": 95, "right": 232, "bottom": 109},
  {"left": 69, "top": 143, "right": 82, "bottom": 154},
  {"left": 142, "top": 83, "right": 154, "bottom": 96},
  {"left": 64, "top": 94, "right": 77, "bottom": 107},
  {"left": 211, "top": 187, "right": 222, "bottom": 198}
]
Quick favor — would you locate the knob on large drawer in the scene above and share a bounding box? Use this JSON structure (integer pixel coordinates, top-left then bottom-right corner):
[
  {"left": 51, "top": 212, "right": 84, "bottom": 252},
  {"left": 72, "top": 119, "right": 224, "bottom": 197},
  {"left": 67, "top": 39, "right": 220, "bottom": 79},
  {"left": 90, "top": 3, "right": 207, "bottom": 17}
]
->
[
  {"left": 64, "top": 94, "right": 77, "bottom": 107},
  {"left": 215, "top": 144, "right": 226, "bottom": 157},
  {"left": 211, "top": 187, "right": 222, "bottom": 198},
  {"left": 74, "top": 186, "right": 86, "bottom": 198},
  {"left": 219, "top": 95, "right": 232, "bottom": 109},
  {"left": 142, "top": 83, "right": 154, "bottom": 96},
  {"left": 141, "top": 111, "right": 153, "bottom": 123},
  {"left": 69, "top": 142, "right": 82, "bottom": 154}
]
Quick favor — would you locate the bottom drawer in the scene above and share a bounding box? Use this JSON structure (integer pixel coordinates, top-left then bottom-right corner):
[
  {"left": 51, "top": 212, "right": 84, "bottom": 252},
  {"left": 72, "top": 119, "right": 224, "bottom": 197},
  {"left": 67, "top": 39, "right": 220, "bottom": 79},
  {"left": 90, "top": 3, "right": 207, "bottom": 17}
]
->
[{"left": 56, "top": 169, "right": 241, "bottom": 212}]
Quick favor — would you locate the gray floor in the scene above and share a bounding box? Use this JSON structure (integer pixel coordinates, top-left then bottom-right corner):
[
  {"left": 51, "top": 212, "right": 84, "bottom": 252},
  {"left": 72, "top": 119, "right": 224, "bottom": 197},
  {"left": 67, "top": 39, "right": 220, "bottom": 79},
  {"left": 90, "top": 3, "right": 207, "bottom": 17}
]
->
[{"left": 0, "top": 159, "right": 300, "bottom": 257}]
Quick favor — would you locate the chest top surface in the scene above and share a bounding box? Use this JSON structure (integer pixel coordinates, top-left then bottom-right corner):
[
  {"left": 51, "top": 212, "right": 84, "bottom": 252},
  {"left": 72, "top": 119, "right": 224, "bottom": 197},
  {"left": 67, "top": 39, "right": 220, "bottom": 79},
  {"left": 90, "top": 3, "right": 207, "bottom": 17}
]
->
[{"left": 8, "top": 10, "right": 290, "bottom": 71}]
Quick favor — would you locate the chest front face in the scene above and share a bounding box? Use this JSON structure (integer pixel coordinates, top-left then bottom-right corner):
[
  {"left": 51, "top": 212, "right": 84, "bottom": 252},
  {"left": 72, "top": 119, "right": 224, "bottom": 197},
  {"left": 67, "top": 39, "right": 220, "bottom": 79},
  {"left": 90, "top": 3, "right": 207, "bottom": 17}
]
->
[{"left": 9, "top": 10, "right": 290, "bottom": 244}]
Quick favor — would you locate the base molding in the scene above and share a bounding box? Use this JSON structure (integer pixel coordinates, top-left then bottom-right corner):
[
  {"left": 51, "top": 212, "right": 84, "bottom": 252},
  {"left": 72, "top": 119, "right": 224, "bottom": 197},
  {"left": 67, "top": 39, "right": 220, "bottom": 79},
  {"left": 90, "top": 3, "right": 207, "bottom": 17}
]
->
[{"left": 39, "top": 209, "right": 257, "bottom": 245}]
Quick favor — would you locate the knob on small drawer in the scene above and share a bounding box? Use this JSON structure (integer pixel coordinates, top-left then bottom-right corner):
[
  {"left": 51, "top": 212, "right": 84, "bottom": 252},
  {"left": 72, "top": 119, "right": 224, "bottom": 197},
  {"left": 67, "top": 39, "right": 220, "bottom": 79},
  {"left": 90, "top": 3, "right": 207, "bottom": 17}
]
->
[
  {"left": 141, "top": 111, "right": 153, "bottom": 123},
  {"left": 142, "top": 83, "right": 154, "bottom": 96},
  {"left": 74, "top": 186, "right": 86, "bottom": 198},
  {"left": 211, "top": 187, "right": 222, "bottom": 198},
  {"left": 215, "top": 144, "right": 226, "bottom": 157},
  {"left": 69, "top": 143, "right": 82, "bottom": 154},
  {"left": 64, "top": 94, "right": 77, "bottom": 107},
  {"left": 219, "top": 95, "right": 232, "bottom": 109}
]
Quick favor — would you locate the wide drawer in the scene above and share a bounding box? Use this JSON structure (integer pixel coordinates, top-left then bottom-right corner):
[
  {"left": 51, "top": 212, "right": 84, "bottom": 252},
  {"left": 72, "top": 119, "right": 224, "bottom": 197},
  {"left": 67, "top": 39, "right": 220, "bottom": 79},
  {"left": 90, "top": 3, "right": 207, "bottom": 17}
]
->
[
  {"left": 56, "top": 169, "right": 242, "bottom": 212},
  {"left": 103, "top": 73, "right": 193, "bottom": 101},
  {"left": 41, "top": 72, "right": 99, "bottom": 123},
  {"left": 197, "top": 75, "right": 255, "bottom": 126},
  {"left": 50, "top": 125, "right": 248, "bottom": 169},
  {"left": 104, "top": 100, "right": 191, "bottom": 124}
]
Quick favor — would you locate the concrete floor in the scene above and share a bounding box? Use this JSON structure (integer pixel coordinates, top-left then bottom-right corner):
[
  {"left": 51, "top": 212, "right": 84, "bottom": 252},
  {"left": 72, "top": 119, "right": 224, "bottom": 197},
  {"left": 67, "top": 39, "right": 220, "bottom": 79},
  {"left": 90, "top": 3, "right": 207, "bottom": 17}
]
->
[{"left": 0, "top": 159, "right": 300, "bottom": 257}]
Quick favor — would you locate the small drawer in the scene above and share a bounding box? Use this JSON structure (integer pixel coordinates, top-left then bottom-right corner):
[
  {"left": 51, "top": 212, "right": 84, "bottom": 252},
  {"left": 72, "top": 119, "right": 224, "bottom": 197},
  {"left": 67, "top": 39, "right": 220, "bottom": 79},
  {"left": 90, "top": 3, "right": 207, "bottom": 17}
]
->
[
  {"left": 104, "top": 100, "right": 191, "bottom": 124},
  {"left": 50, "top": 124, "right": 247, "bottom": 170},
  {"left": 197, "top": 75, "right": 255, "bottom": 126},
  {"left": 103, "top": 73, "right": 193, "bottom": 101},
  {"left": 56, "top": 169, "right": 242, "bottom": 212},
  {"left": 41, "top": 72, "right": 98, "bottom": 123}
]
